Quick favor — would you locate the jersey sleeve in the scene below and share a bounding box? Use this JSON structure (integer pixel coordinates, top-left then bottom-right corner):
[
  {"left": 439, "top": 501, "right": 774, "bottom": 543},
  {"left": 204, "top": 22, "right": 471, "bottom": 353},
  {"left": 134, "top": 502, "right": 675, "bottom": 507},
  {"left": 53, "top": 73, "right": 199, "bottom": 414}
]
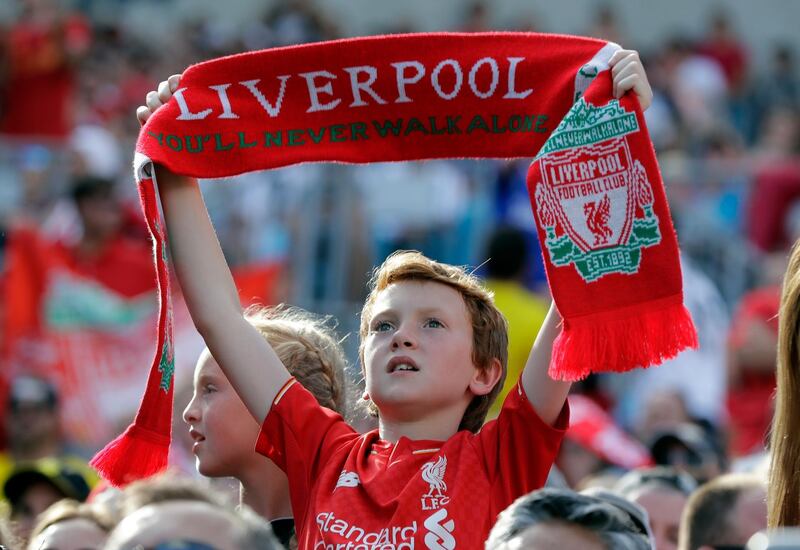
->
[
  {"left": 256, "top": 378, "right": 357, "bottom": 517},
  {"left": 475, "top": 381, "right": 569, "bottom": 513}
]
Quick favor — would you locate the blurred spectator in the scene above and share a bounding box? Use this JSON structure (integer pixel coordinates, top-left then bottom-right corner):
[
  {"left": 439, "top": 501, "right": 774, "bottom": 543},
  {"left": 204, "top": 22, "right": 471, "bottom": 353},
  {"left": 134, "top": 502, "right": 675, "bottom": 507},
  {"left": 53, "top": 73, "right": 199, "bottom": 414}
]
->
[
  {"left": 485, "top": 488, "right": 651, "bottom": 549},
  {"left": 107, "top": 473, "right": 279, "bottom": 550},
  {"left": 611, "top": 257, "right": 729, "bottom": 434},
  {"left": 615, "top": 467, "right": 697, "bottom": 550},
  {"left": 0, "top": 175, "right": 166, "bottom": 450},
  {"left": 483, "top": 226, "right": 549, "bottom": 419},
  {"left": 665, "top": 38, "right": 729, "bottom": 137},
  {"left": 725, "top": 252, "right": 785, "bottom": 457},
  {"left": 68, "top": 124, "right": 124, "bottom": 181},
  {"left": 556, "top": 395, "right": 651, "bottom": 489},
  {"left": 635, "top": 390, "right": 692, "bottom": 446},
  {"left": 491, "top": 161, "right": 548, "bottom": 291},
  {"left": 462, "top": 1, "right": 490, "bottom": 33},
  {"left": 761, "top": 45, "right": 800, "bottom": 111},
  {"left": 27, "top": 498, "right": 113, "bottom": 550},
  {"left": 3, "top": 458, "right": 93, "bottom": 543},
  {"left": 678, "top": 473, "right": 767, "bottom": 550},
  {"left": 0, "top": 0, "right": 90, "bottom": 141},
  {"left": 52, "top": 176, "right": 152, "bottom": 299},
  {"left": 696, "top": 11, "right": 748, "bottom": 91},
  {"left": 0, "top": 376, "right": 97, "bottom": 489},
  {"left": 354, "top": 161, "right": 469, "bottom": 265},
  {"left": 586, "top": 4, "right": 625, "bottom": 45},
  {"left": 747, "top": 161, "right": 800, "bottom": 253},
  {"left": 649, "top": 423, "right": 726, "bottom": 484}
]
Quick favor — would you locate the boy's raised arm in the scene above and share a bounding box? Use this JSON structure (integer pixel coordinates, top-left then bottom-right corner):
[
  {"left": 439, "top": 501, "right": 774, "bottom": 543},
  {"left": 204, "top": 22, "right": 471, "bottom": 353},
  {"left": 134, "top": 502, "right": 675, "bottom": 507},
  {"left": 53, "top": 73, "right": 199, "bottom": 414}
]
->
[
  {"left": 143, "top": 78, "right": 290, "bottom": 424},
  {"left": 520, "top": 304, "right": 570, "bottom": 426}
]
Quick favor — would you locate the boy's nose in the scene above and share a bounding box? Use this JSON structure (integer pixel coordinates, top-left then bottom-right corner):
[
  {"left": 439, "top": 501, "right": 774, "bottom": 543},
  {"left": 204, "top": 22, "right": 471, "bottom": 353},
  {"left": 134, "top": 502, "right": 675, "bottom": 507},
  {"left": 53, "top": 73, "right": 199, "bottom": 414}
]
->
[{"left": 391, "top": 326, "right": 417, "bottom": 349}]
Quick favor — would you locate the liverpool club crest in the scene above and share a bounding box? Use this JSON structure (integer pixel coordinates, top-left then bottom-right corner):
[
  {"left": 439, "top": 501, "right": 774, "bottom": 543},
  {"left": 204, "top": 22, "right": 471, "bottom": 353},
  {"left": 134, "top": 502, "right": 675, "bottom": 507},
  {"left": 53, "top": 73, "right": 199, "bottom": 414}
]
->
[{"left": 534, "top": 99, "right": 661, "bottom": 282}]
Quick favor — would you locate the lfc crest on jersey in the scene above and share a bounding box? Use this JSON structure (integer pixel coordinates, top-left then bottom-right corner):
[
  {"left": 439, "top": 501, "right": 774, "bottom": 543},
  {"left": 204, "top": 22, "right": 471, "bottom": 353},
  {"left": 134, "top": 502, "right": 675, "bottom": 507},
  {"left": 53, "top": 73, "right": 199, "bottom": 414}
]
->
[{"left": 534, "top": 99, "right": 661, "bottom": 282}]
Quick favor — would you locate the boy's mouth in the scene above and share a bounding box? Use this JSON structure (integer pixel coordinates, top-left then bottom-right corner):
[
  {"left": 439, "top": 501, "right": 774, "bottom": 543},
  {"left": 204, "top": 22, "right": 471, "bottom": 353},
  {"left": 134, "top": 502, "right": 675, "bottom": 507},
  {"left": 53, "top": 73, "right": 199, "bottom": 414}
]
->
[{"left": 387, "top": 356, "right": 420, "bottom": 373}]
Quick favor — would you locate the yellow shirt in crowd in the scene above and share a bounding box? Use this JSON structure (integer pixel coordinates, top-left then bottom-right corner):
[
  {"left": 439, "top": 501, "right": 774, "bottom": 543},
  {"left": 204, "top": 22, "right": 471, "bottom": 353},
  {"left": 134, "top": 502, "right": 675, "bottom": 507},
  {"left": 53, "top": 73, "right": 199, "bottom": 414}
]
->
[{"left": 484, "top": 279, "right": 550, "bottom": 420}]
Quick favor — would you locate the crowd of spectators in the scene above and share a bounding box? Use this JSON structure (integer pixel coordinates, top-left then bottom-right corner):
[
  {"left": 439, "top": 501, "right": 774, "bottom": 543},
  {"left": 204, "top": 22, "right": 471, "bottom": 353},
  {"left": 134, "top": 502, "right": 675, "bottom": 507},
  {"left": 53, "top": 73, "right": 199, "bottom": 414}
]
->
[{"left": 0, "top": 0, "right": 797, "bottom": 548}]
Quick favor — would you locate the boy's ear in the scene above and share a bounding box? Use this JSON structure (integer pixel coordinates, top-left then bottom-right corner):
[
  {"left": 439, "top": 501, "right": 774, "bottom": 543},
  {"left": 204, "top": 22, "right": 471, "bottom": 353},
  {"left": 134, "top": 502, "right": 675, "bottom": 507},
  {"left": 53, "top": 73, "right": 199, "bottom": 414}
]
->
[{"left": 469, "top": 358, "right": 503, "bottom": 397}]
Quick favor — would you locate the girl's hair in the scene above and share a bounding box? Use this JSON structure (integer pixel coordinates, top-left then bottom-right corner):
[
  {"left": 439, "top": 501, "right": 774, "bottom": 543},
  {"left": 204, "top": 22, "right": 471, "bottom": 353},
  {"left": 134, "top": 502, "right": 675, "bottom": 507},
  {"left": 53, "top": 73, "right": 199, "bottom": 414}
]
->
[
  {"left": 28, "top": 499, "right": 114, "bottom": 546},
  {"left": 245, "top": 305, "right": 347, "bottom": 414},
  {"left": 769, "top": 239, "right": 800, "bottom": 527}
]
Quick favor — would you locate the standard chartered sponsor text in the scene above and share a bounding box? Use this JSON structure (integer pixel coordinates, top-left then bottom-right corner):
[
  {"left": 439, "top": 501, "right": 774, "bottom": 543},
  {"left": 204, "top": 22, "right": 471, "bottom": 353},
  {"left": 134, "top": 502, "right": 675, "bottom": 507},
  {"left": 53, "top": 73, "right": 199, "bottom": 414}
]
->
[{"left": 315, "top": 512, "right": 417, "bottom": 549}]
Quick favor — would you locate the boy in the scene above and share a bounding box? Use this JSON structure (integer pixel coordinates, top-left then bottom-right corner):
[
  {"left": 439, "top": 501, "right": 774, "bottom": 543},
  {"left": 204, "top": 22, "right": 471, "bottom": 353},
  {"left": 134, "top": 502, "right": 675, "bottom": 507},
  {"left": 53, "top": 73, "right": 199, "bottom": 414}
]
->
[{"left": 139, "top": 48, "right": 652, "bottom": 548}]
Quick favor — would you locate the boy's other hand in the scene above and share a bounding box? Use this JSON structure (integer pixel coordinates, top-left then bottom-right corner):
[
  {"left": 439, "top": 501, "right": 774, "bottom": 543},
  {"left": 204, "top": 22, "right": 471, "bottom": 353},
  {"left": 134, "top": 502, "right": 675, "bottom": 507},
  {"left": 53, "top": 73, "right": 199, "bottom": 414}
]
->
[
  {"left": 136, "top": 74, "right": 181, "bottom": 125},
  {"left": 609, "top": 49, "right": 652, "bottom": 111}
]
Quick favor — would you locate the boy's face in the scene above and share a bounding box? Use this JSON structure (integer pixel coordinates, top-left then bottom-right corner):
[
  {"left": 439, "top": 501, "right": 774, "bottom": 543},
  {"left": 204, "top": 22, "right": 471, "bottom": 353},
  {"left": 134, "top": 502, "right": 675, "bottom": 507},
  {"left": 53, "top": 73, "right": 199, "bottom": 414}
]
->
[
  {"left": 183, "top": 350, "right": 260, "bottom": 477},
  {"left": 363, "top": 280, "right": 481, "bottom": 425}
]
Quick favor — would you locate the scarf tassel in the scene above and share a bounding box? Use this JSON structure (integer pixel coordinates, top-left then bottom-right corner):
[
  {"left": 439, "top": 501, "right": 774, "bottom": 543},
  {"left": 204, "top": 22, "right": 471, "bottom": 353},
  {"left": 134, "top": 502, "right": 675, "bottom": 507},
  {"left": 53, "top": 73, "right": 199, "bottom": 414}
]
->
[
  {"left": 90, "top": 425, "right": 170, "bottom": 487},
  {"left": 549, "top": 299, "right": 698, "bottom": 381}
]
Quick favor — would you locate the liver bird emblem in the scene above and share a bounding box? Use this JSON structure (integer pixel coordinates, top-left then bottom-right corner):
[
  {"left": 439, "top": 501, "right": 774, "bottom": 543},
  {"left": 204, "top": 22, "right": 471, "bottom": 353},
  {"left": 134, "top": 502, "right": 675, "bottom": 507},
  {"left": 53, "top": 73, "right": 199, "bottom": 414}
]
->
[
  {"left": 421, "top": 456, "right": 448, "bottom": 497},
  {"left": 584, "top": 194, "right": 613, "bottom": 246}
]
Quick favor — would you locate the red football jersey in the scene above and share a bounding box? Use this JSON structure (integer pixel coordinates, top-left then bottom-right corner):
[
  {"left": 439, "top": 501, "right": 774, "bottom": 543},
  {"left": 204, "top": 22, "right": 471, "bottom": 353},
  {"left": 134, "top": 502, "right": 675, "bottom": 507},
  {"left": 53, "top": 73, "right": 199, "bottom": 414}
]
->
[{"left": 257, "top": 378, "right": 568, "bottom": 549}]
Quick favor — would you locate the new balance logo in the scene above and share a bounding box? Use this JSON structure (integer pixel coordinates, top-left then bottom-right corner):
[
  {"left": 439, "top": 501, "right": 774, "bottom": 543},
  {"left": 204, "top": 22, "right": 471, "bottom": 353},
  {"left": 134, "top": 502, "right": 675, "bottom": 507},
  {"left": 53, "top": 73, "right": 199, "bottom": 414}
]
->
[
  {"left": 334, "top": 470, "right": 360, "bottom": 491},
  {"left": 424, "top": 508, "right": 456, "bottom": 550}
]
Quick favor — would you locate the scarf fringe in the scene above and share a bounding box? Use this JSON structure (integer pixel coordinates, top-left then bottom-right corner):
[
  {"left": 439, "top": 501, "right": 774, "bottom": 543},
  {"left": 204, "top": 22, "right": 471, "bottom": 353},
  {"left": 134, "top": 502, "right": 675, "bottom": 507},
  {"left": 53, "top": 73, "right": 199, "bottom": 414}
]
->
[
  {"left": 549, "top": 301, "right": 698, "bottom": 381},
  {"left": 90, "top": 424, "right": 170, "bottom": 487}
]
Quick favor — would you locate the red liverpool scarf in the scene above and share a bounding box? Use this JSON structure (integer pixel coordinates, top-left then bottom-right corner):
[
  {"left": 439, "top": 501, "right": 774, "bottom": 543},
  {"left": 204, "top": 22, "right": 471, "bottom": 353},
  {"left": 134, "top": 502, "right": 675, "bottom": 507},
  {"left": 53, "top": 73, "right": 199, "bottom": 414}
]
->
[{"left": 91, "top": 33, "right": 697, "bottom": 486}]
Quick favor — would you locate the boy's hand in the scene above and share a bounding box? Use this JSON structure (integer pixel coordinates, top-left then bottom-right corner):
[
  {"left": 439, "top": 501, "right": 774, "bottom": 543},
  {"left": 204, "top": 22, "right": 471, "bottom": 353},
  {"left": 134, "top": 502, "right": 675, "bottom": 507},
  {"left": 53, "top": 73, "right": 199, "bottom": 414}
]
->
[
  {"left": 609, "top": 49, "right": 652, "bottom": 111},
  {"left": 136, "top": 74, "right": 181, "bottom": 125}
]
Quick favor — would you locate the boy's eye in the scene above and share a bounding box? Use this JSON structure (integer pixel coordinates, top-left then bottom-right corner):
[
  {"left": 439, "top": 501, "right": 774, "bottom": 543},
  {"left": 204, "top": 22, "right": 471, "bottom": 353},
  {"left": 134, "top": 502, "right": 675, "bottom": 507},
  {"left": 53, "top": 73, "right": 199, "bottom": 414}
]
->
[
  {"left": 424, "top": 318, "right": 444, "bottom": 328},
  {"left": 372, "top": 320, "right": 393, "bottom": 332},
  {"left": 202, "top": 384, "right": 217, "bottom": 394}
]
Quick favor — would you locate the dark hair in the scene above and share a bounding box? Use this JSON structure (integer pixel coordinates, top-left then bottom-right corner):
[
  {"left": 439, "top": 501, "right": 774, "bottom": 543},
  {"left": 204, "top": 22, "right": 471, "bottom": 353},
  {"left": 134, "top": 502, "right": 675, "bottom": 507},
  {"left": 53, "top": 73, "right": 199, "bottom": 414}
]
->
[
  {"left": 680, "top": 473, "right": 766, "bottom": 550},
  {"left": 485, "top": 488, "right": 651, "bottom": 550},
  {"left": 614, "top": 466, "right": 698, "bottom": 498},
  {"left": 486, "top": 226, "right": 528, "bottom": 279},
  {"left": 70, "top": 176, "right": 115, "bottom": 203}
]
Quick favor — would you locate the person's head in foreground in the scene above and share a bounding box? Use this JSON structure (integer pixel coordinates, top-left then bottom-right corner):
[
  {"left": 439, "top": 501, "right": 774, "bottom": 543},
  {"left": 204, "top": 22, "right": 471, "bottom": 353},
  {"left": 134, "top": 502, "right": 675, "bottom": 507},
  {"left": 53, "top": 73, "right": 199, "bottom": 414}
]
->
[
  {"left": 746, "top": 528, "right": 800, "bottom": 549},
  {"left": 485, "top": 487, "right": 651, "bottom": 550},
  {"left": 183, "top": 304, "right": 347, "bottom": 478},
  {"left": 3, "top": 458, "right": 93, "bottom": 542},
  {"left": 27, "top": 499, "right": 113, "bottom": 550},
  {"left": 106, "top": 473, "right": 279, "bottom": 550},
  {"left": 0, "top": 514, "right": 18, "bottom": 550},
  {"left": 615, "top": 466, "right": 698, "bottom": 550},
  {"left": 358, "top": 250, "right": 508, "bottom": 436},
  {"left": 678, "top": 473, "right": 767, "bottom": 550},
  {"left": 769, "top": 237, "right": 800, "bottom": 527}
]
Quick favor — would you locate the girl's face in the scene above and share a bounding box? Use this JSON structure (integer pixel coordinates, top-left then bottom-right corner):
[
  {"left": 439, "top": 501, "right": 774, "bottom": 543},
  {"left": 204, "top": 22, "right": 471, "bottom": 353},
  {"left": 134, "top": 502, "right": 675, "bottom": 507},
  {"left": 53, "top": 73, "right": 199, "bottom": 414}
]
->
[{"left": 182, "top": 350, "right": 261, "bottom": 477}]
